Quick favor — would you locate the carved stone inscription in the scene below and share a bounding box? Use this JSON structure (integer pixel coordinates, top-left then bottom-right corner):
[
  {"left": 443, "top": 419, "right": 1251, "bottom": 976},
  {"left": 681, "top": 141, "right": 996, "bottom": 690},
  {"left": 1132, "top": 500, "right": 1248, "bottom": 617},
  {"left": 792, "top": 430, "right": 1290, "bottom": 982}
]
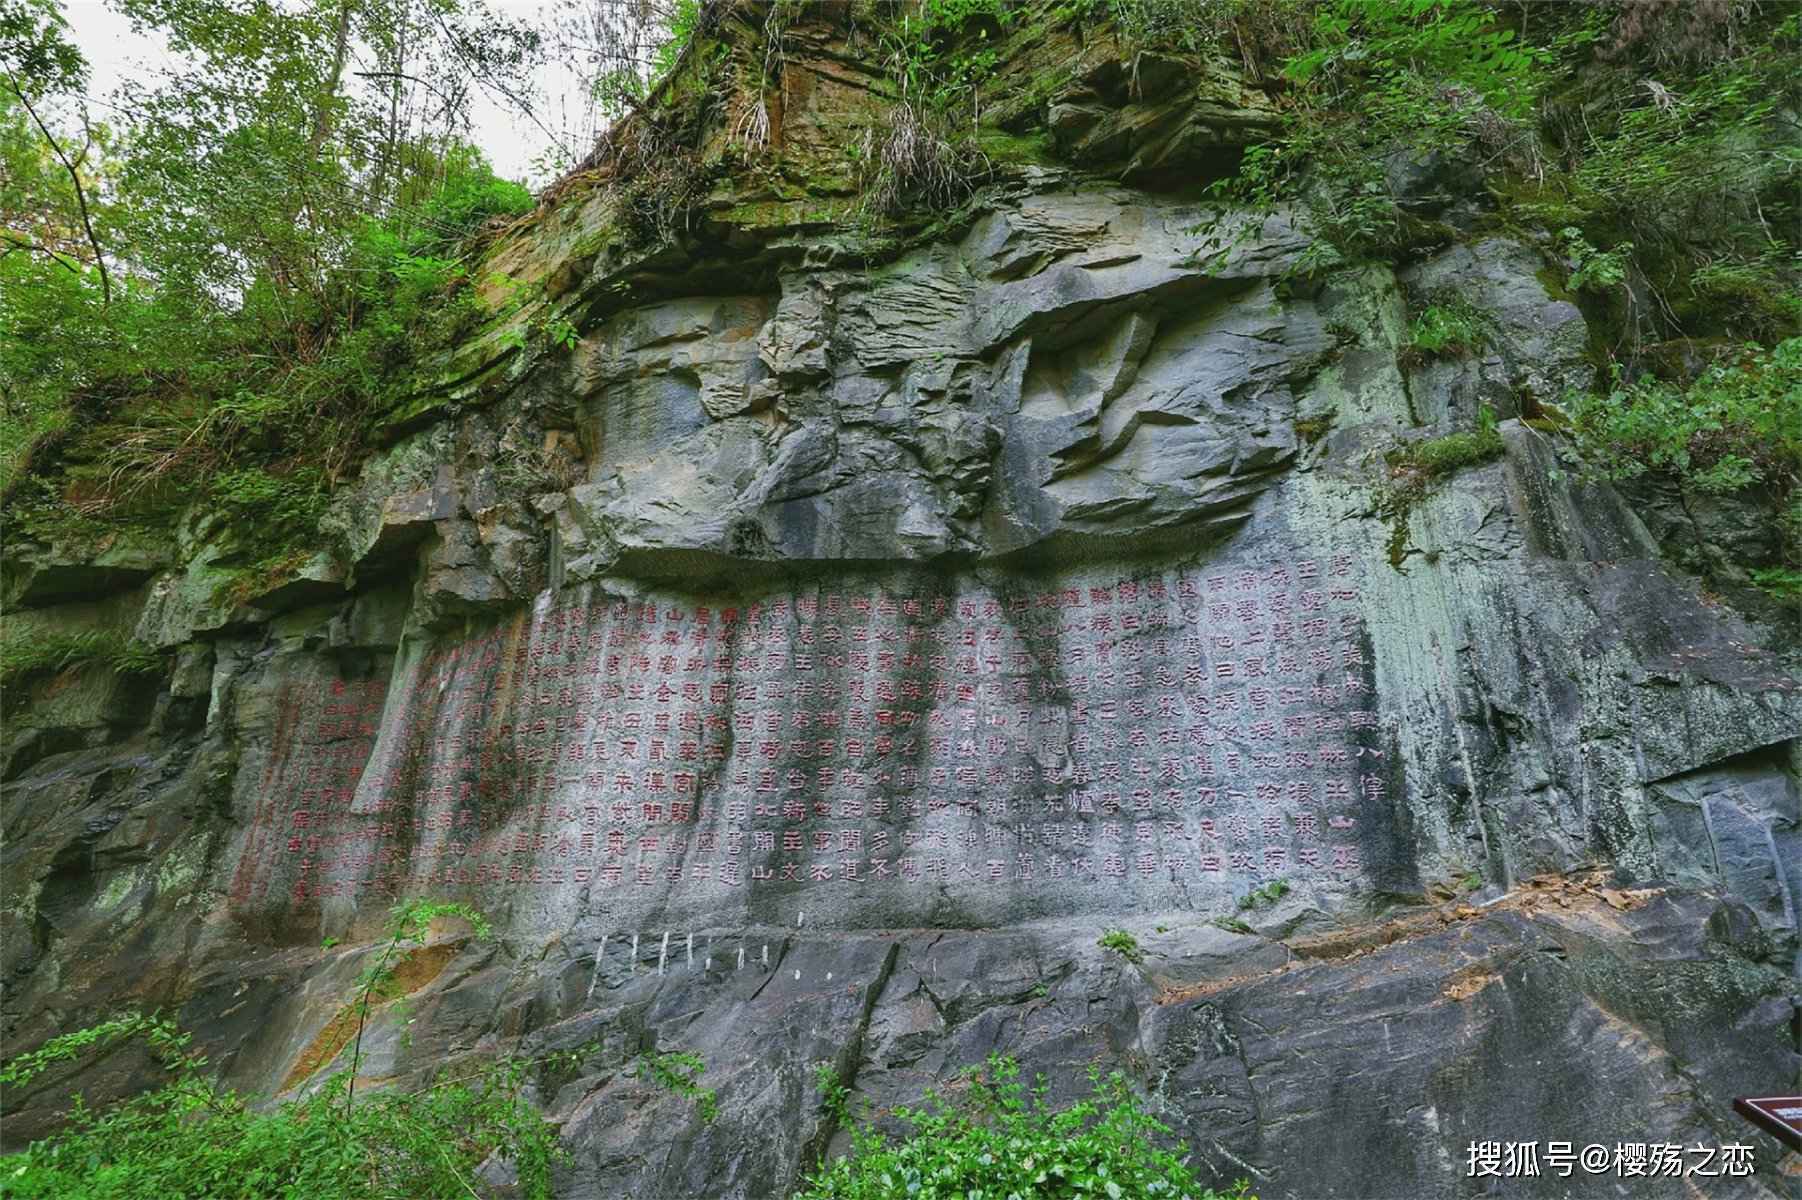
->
[{"left": 235, "top": 556, "right": 1398, "bottom": 922}]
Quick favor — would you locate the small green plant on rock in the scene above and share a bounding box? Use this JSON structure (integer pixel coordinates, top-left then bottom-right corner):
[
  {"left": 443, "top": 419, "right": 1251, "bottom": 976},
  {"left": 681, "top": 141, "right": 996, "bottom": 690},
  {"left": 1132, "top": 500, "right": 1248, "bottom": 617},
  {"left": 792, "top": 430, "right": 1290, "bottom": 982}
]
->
[
  {"left": 1404, "top": 299, "right": 1491, "bottom": 362},
  {"left": 1751, "top": 565, "right": 1802, "bottom": 603},
  {"left": 1387, "top": 406, "right": 1506, "bottom": 482},
  {"left": 544, "top": 316, "right": 581, "bottom": 351},
  {"left": 1560, "top": 226, "right": 1633, "bottom": 295},
  {"left": 1098, "top": 929, "right": 1143, "bottom": 963},
  {"left": 1211, "top": 916, "right": 1255, "bottom": 936},
  {"left": 1380, "top": 405, "right": 1506, "bottom": 567},
  {"left": 796, "top": 1053, "right": 1256, "bottom": 1200},
  {"left": 631, "top": 1049, "right": 719, "bottom": 1124},
  {"left": 1294, "top": 414, "right": 1335, "bottom": 444},
  {"left": 1237, "top": 879, "right": 1291, "bottom": 911}
]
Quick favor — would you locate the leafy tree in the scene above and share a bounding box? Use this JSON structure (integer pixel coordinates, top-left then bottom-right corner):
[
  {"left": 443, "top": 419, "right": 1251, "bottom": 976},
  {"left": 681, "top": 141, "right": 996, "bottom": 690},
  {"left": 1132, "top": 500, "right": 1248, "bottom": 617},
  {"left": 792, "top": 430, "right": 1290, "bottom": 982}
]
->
[{"left": 0, "top": 0, "right": 538, "bottom": 560}]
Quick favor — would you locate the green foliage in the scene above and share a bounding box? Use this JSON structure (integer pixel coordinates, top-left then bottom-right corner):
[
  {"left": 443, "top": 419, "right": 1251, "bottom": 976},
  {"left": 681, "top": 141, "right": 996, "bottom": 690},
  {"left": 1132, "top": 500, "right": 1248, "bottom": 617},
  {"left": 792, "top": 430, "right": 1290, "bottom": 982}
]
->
[
  {"left": 1, "top": 0, "right": 537, "bottom": 550},
  {"left": 1380, "top": 406, "right": 1505, "bottom": 568},
  {"left": 1210, "top": 916, "right": 1254, "bottom": 935},
  {"left": 1199, "top": 0, "right": 1547, "bottom": 272},
  {"left": 0, "top": 1014, "right": 188, "bottom": 1091},
  {"left": 0, "top": 1018, "right": 561, "bottom": 1200},
  {"left": 860, "top": 0, "right": 1016, "bottom": 215},
  {"left": 344, "top": 900, "right": 493, "bottom": 1112},
  {"left": 1388, "top": 405, "right": 1505, "bottom": 480},
  {"left": 1520, "top": 10, "right": 1799, "bottom": 344},
  {"left": 5, "top": 145, "right": 524, "bottom": 534},
  {"left": 815, "top": 1060, "right": 849, "bottom": 1110},
  {"left": 1751, "top": 566, "right": 1802, "bottom": 602},
  {"left": 630, "top": 1050, "right": 718, "bottom": 1124},
  {"left": 574, "top": 0, "right": 705, "bottom": 124},
  {"left": 543, "top": 316, "right": 581, "bottom": 351},
  {"left": 0, "top": 628, "right": 164, "bottom": 688},
  {"left": 1558, "top": 33, "right": 1795, "bottom": 248},
  {"left": 1236, "top": 879, "right": 1290, "bottom": 911},
  {"left": 1563, "top": 338, "right": 1802, "bottom": 500},
  {"left": 797, "top": 1053, "right": 1255, "bottom": 1200},
  {"left": 1285, "top": 0, "right": 1544, "bottom": 119},
  {"left": 209, "top": 467, "right": 328, "bottom": 535},
  {"left": 1195, "top": 0, "right": 1798, "bottom": 342},
  {"left": 654, "top": 0, "right": 702, "bottom": 79},
  {"left": 200, "top": 466, "right": 336, "bottom": 604},
  {"left": 1406, "top": 299, "right": 1490, "bottom": 360},
  {"left": 1105, "top": 0, "right": 1230, "bottom": 54},
  {"left": 1098, "top": 929, "right": 1142, "bottom": 963},
  {"left": 1559, "top": 227, "right": 1632, "bottom": 294},
  {"left": 546, "top": 319, "right": 579, "bottom": 351},
  {"left": 0, "top": 0, "right": 85, "bottom": 95},
  {"left": 1084, "top": 0, "right": 1309, "bottom": 74},
  {"left": 0, "top": 905, "right": 562, "bottom": 1199},
  {"left": 1684, "top": 252, "right": 1802, "bottom": 344}
]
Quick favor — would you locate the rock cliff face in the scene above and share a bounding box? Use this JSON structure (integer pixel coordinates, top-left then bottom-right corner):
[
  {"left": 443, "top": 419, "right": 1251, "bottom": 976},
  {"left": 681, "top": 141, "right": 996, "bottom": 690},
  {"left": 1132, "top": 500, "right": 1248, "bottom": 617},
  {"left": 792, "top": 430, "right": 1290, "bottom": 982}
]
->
[{"left": 3, "top": 6, "right": 1799, "bottom": 1197}]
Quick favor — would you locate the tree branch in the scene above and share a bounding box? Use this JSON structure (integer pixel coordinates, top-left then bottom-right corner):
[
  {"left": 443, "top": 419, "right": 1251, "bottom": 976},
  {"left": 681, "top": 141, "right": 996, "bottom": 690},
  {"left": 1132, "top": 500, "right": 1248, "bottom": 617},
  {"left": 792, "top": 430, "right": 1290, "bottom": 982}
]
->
[
  {"left": 4, "top": 73, "right": 111, "bottom": 305},
  {"left": 0, "top": 232, "right": 84, "bottom": 276},
  {"left": 352, "top": 69, "right": 460, "bottom": 108}
]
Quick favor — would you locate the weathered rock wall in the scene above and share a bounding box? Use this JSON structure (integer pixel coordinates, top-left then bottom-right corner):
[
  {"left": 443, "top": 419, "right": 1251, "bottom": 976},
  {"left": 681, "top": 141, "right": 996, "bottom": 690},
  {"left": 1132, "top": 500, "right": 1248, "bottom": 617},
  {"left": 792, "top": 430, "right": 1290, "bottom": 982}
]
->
[{"left": 3, "top": 6, "right": 1799, "bottom": 1197}]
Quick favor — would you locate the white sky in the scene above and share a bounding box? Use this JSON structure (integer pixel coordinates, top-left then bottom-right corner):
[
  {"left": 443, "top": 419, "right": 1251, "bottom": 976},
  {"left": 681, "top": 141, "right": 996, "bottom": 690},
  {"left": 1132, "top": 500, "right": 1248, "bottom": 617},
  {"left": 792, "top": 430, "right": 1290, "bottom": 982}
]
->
[{"left": 59, "top": 0, "right": 590, "bottom": 187}]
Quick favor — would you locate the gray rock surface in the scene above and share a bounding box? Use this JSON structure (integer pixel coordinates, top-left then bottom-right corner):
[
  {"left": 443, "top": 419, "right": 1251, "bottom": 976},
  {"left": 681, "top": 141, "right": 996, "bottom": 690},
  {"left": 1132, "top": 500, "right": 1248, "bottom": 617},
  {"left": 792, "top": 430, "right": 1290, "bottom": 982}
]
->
[{"left": 3, "top": 44, "right": 1799, "bottom": 1200}]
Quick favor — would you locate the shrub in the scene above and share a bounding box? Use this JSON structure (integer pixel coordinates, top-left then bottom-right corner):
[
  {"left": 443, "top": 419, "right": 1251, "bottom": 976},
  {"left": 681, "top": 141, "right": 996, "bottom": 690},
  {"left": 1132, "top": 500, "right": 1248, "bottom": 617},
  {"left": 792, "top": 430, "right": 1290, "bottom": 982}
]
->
[
  {"left": 1563, "top": 337, "right": 1801, "bottom": 496},
  {"left": 1102, "top": 0, "right": 1311, "bottom": 71},
  {"left": 1405, "top": 299, "right": 1490, "bottom": 360},
  {"left": 1098, "top": 929, "right": 1143, "bottom": 963},
  {"left": 1559, "top": 226, "right": 1633, "bottom": 294},
  {"left": 1683, "top": 257, "right": 1802, "bottom": 345},
  {"left": 0, "top": 904, "right": 565, "bottom": 1200},
  {"left": 796, "top": 1053, "right": 1254, "bottom": 1200},
  {"left": 0, "top": 1041, "right": 563, "bottom": 1200}
]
